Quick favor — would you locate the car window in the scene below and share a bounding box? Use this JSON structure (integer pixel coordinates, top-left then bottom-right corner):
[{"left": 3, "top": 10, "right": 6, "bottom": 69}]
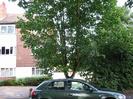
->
[
  {"left": 67, "top": 81, "right": 90, "bottom": 91},
  {"left": 37, "top": 81, "right": 49, "bottom": 90},
  {"left": 48, "top": 81, "right": 65, "bottom": 90}
]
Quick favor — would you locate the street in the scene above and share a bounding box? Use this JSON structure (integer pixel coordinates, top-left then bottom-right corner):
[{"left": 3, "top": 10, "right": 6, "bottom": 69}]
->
[
  {"left": 0, "top": 86, "right": 132, "bottom": 99},
  {"left": 0, "top": 86, "right": 32, "bottom": 99}
]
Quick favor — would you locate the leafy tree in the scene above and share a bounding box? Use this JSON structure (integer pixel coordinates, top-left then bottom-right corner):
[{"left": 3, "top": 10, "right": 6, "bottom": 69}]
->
[
  {"left": 121, "top": 7, "right": 133, "bottom": 32},
  {"left": 17, "top": 0, "right": 117, "bottom": 78},
  {"left": 125, "top": 0, "right": 133, "bottom": 8},
  {"left": 81, "top": 6, "right": 133, "bottom": 90}
]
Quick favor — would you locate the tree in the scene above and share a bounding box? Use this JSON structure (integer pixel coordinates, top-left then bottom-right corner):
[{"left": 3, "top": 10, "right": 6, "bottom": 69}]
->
[
  {"left": 81, "top": 6, "right": 133, "bottom": 90},
  {"left": 17, "top": 0, "right": 117, "bottom": 78},
  {"left": 121, "top": 7, "right": 133, "bottom": 32},
  {"left": 125, "top": 0, "right": 133, "bottom": 8}
]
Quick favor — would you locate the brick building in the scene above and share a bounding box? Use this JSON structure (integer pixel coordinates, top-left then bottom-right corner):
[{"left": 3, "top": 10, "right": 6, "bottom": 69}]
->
[{"left": 0, "top": 2, "right": 39, "bottom": 80}]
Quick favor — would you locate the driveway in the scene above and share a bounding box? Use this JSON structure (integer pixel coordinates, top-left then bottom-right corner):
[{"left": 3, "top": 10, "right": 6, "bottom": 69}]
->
[
  {"left": 0, "top": 86, "right": 132, "bottom": 99},
  {"left": 0, "top": 86, "right": 34, "bottom": 99}
]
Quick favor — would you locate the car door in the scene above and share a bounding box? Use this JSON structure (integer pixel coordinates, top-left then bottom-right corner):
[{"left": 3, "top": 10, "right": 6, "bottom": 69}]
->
[
  {"left": 40, "top": 80, "right": 68, "bottom": 99},
  {"left": 65, "top": 80, "right": 100, "bottom": 99}
]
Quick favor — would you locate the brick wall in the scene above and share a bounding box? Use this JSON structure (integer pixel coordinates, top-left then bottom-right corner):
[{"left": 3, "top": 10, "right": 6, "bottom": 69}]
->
[{"left": 16, "top": 29, "right": 36, "bottom": 67}]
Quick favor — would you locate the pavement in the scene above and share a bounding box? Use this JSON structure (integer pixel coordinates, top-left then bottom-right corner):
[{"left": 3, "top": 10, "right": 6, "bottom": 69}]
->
[
  {"left": 0, "top": 86, "right": 34, "bottom": 99},
  {"left": 0, "top": 86, "right": 132, "bottom": 99}
]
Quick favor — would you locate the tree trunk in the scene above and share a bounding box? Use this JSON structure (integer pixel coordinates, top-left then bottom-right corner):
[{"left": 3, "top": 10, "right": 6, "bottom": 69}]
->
[{"left": 64, "top": 71, "right": 76, "bottom": 79}]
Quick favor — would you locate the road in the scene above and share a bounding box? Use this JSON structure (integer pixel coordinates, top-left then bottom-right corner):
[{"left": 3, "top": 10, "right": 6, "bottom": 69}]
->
[
  {"left": 0, "top": 86, "right": 33, "bottom": 99},
  {"left": 0, "top": 86, "right": 132, "bottom": 99}
]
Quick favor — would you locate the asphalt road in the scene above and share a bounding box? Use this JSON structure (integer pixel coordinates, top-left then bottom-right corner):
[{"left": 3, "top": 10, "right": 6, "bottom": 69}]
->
[{"left": 0, "top": 86, "right": 132, "bottom": 99}]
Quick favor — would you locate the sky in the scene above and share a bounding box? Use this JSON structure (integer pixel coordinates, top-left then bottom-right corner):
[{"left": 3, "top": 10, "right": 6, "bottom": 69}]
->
[
  {"left": 117, "top": 0, "right": 127, "bottom": 7},
  {"left": 0, "top": 0, "right": 25, "bottom": 14},
  {"left": 0, "top": 0, "right": 127, "bottom": 14}
]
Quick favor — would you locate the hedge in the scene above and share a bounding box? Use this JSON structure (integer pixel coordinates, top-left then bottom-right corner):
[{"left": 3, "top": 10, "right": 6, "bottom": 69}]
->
[{"left": 0, "top": 76, "right": 52, "bottom": 86}]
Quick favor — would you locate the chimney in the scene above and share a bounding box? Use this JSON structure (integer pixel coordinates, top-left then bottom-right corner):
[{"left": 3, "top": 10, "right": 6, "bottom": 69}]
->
[{"left": 0, "top": 2, "right": 7, "bottom": 20}]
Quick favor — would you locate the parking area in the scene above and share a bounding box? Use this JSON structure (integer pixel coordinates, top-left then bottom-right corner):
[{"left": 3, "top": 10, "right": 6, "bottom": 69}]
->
[{"left": 0, "top": 86, "right": 132, "bottom": 99}]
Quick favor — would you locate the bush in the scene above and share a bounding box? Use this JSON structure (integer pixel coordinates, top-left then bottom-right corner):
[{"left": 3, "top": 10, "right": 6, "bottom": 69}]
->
[
  {"left": 0, "top": 76, "right": 52, "bottom": 86},
  {"left": 16, "top": 76, "right": 52, "bottom": 86},
  {"left": 0, "top": 79, "right": 17, "bottom": 86}
]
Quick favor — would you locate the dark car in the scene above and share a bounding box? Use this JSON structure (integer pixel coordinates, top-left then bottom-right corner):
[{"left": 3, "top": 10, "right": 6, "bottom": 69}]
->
[{"left": 29, "top": 79, "right": 126, "bottom": 99}]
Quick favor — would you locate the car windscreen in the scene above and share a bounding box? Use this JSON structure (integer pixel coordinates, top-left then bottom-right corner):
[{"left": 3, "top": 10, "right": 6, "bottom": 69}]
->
[{"left": 36, "top": 81, "right": 50, "bottom": 90}]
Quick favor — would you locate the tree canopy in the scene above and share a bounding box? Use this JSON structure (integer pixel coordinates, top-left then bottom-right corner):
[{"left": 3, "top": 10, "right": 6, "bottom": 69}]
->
[
  {"left": 81, "top": 6, "right": 133, "bottom": 90},
  {"left": 125, "top": 0, "right": 133, "bottom": 8},
  {"left": 17, "top": 0, "right": 117, "bottom": 78}
]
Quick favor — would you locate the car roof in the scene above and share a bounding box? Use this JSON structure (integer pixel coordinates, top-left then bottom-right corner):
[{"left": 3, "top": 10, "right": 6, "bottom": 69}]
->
[{"left": 45, "top": 78, "right": 86, "bottom": 82}]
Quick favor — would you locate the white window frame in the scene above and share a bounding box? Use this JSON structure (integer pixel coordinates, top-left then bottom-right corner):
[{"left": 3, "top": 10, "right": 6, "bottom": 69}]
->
[
  {"left": 32, "top": 68, "right": 44, "bottom": 76},
  {"left": 0, "top": 68, "right": 16, "bottom": 77},
  {"left": 0, "top": 25, "right": 15, "bottom": 34}
]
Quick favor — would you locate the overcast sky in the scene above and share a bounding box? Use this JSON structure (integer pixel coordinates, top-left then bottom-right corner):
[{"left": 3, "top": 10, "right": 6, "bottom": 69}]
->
[
  {"left": 0, "top": 0, "right": 127, "bottom": 14},
  {"left": 0, "top": 0, "right": 24, "bottom": 14}
]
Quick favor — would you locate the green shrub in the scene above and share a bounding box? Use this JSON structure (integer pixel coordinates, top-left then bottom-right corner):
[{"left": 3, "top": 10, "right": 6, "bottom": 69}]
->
[
  {"left": 16, "top": 76, "right": 52, "bottom": 86},
  {"left": 0, "top": 75, "right": 52, "bottom": 86},
  {"left": 0, "top": 79, "right": 18, "bottom": 86}
]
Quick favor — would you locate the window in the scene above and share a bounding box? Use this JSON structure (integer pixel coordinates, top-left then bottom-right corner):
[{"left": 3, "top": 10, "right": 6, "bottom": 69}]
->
[
  {"left": 2, "top": 47, "right": 5, "bottom": 54},
  {"left": 48, "top": 81, "right": 65, "bottom": 90},
  {"left": 67, "top": 81, "right": 90, "bottom": 91},
  {"left": 6, "top": 49, "right": 9, "bottom": 54},
  {"left": 0, "top": 46, "right": 14, "bottom": 55},
  {"left": 32, "top": 68, "right": 35, "bottom": 75},
  {"left": 8, "top": 26, "right": 14, "bottom": 33},
  {"left": 1, "top": 26, "right": 7, "bottom": 33},
  {"left": 0, "top": 68, "right": 15, "bottom": 77},
  {"left": 0, "top": 25, "right": 15, "bottom": 34},
  {"left": 32, "top": 68, "right": 44, "bottom": 76},
  {"left": 10, "top": 47, "right": 13, "bottom": 54}
]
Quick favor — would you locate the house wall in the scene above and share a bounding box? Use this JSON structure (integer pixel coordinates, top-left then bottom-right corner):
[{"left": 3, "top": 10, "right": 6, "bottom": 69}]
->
[
  {"left": 0, "top": 34, "right": 16, "bottom": 68},
  {"left": 16, "top": 29, "right": 36, "bottom": 67},
  {"left": 52, "top": 72, "right": 84, "bottom": 79},
  {"left": 16, "top": 67, "right": 33, "bottom": 78}
]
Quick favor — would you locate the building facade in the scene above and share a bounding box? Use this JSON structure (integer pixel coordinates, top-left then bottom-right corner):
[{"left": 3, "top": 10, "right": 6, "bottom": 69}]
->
[{"left": 0, "top": 2, "right": 37, "bottom": 80}]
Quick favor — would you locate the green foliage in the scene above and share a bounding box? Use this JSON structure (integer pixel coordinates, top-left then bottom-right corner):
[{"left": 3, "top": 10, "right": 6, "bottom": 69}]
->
[
  {"left": 17, "top": 0, "right": 117, "bottom": 78},
  {"left": 125, "top": 0, "right": 133, "bottom": 8},
  {"left": 0, "top": 76, "right": 52, "bottom": 86},
  {"left": 16, "top": 76, "right": 52, "bottom": 86},
  {"left": 81, "top": 7, "right": 133, "bottom": 91},
  {"left": 0, "top": 79, "right": 17, "bottom": 86}
]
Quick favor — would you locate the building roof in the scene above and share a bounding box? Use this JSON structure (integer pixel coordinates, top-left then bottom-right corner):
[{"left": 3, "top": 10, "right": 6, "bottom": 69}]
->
[{"left": 0, "top": 14, "right": 22, "bottom": 24}]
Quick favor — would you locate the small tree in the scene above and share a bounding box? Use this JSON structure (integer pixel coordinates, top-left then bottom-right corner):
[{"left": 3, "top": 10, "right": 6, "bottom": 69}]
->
[{"left": 17, "top": 0, "right": 117, "bottom": 78}]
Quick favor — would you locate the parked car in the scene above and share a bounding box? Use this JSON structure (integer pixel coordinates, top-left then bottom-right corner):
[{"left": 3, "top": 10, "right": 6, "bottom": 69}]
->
[{"left": 29, "top": 79, "right": 126, "bottom": 99}]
